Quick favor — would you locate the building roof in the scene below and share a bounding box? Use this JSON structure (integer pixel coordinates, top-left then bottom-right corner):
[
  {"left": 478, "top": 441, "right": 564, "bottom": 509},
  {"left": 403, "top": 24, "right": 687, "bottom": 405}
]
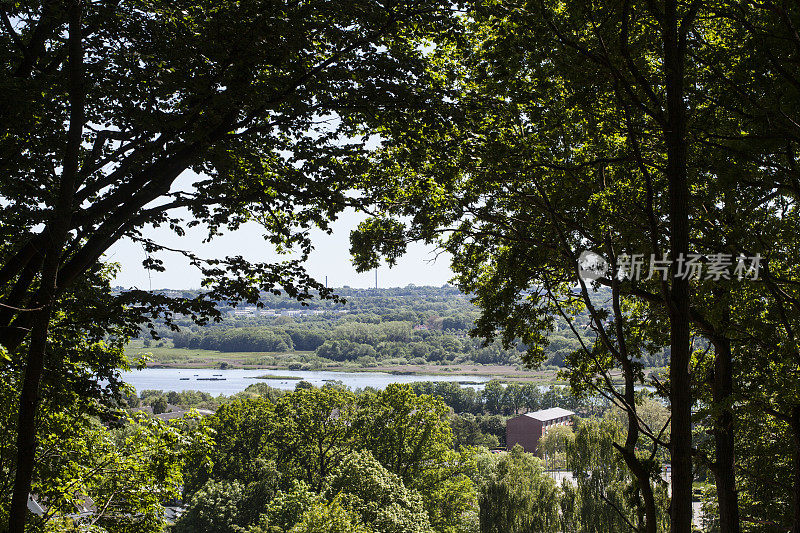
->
[
  {"left": 155, "top": 408, "right": 215, "bottom": 420},
  {"left": 523, "top": 407, "right": 575, "bottom": 422}
]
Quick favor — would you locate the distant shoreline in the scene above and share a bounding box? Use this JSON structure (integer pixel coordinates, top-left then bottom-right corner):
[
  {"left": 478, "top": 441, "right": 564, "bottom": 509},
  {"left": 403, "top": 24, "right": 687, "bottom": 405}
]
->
[
  {"left": 140, "top": 360, "right": 561, "bottom": 380},
  {"left": 127, "top": 342, "right": 641, "bottom": 385},
  {"left": 137, "top": 361, "right": 624, "bottom": 385}
]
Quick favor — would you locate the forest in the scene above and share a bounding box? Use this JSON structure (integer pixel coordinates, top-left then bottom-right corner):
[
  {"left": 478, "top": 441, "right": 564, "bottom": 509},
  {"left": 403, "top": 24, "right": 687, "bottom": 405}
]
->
[
  {"left": 2, "top": 0, "right": 800, "bottom": 532},
  {"left": 150, "top": 286, "right": 669, "bottom": 369},
  {"left": 80, "top": 380, "right": 671, "bottom": 533}
]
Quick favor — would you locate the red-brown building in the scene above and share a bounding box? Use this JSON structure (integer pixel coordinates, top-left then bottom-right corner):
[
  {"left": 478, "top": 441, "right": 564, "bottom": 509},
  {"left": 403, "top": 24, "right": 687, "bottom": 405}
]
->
[{"left": 506, "top": 407, "right": 575, "bottom": 453}]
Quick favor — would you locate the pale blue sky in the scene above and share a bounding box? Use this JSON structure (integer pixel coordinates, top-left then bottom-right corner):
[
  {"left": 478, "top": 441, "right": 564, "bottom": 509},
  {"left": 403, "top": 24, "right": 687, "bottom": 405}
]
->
[{"left": 104, "top": 173, "right": 454, "bottom": 290}]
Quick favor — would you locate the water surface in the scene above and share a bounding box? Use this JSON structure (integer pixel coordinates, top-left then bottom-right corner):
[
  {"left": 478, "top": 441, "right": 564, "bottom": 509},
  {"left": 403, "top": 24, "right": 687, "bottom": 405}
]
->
[{"left": 120, "top": 367, "right": 494, "bottom": 395}]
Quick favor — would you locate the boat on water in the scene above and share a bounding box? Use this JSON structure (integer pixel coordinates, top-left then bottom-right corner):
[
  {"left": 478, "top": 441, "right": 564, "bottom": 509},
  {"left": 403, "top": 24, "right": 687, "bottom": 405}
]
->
[
  {"left": 197, "top": 377, "right": 227, "bottom": 381},
  {"left": 179, "top": 378, "right": 190, "bottom": 381}
]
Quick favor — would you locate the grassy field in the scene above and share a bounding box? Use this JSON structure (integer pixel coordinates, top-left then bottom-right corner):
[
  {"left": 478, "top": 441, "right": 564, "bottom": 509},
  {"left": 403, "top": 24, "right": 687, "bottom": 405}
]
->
[{"left": 123, "top": 340, "right": 587, "bottom": 383}]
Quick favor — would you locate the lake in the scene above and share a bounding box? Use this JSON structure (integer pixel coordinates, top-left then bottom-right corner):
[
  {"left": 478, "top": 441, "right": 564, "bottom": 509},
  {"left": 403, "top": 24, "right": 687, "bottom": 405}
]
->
[{"left": 120, "top": 368, "right": 496, "bottom": 395}]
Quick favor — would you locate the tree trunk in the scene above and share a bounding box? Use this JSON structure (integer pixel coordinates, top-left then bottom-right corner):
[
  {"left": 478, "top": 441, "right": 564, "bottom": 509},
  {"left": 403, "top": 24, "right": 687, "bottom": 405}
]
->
[
  {"left": 663, "top": 1, "right": 693, "bottom": 531},
  {"left": 641, "top": 473, "right": 658, "bottom": 533},
  {"left": 7, "top": 303, "right": 55, "bottom": 533},
  {"left": 620, "top": 356, "right": 658, "bottom": 532},
  {"left": 618, "top": 446, "right": 658, "bottom": 533},
  {"left": 613, "top": 270, "right": 658, "bottom": 533},
  {"left": 791, "top": 406, "right": 800, "bottom": 533},
  {"left": 712, "top": 337, "right": 739, "bottom": 533},
  {"left": 7, "top": 4, "right": 83, "bottom": 531},
  {"left": 620, "top": 391, "right": 658, "bottom": 533}
]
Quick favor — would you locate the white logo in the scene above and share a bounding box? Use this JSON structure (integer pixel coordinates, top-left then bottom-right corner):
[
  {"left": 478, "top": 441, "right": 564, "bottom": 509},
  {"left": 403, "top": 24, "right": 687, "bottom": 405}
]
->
[{"left": 577, "top": 250, "right": 609, "bottom": 281}]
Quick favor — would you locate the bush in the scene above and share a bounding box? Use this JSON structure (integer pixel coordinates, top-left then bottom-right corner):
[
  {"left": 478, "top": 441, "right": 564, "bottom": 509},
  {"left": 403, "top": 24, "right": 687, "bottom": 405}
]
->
[
  {"left": 174, "top": 327, "right": 294, "bottom": 352},
  {"left": 151, "top": 397, "right": 168, "bottom": 415},
  {"left": 316, "top": 341, "right": 377, "bottom": 362}
]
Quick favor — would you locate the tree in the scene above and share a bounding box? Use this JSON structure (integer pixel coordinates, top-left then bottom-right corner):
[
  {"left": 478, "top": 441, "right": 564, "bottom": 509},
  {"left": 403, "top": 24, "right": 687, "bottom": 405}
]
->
[
  {"left": 358, "top": 384, "right": 452, "bottom": 486},
  {"left": 686, "top": 6, "right": 800, "bottom": 529},
  {"left": 177, "top": 382, "right": 484, "bottom": 532},
  {"left": 151, "top": 396, "right": 168, "bottom": 415},
  {"left": 24, "top": 411, "right": 210, "bottom": 532},
  {"left": 539, "top": 425, "right": 573, "bottom": 471},
  {"left": 290, "top": 498, "right": 369, "bottom": 533},
  {"left": 358, "top": 384, "right": 476, "bottom": 533},
  {"left": 474, "top": 446, "right": 560, "bottom": 533},
  {"left": 0, "top": 1, "right": 458, "bottom": 530},
  {"left": 249, "top": 480, "right": 323, "bottom": 533},
  {"left": 273, "top": 387, "right": 360, "bottom": 490},
  {"left": 481, "top": 381, "right": 504, "bottom": 415},
  {"left": 567, "top": 417, "right": 669, "bottom": 533},
  {"left": 197, "top": 396, "right": 277, "bottom": 491},
  {"left": 349, "top": 2, "right": 800, "bottom": 531},
  {"left": 450, "top": 414, "right": 500, "bottom": 449},
  {"left": 173, "top": 479, "right": 248, "bottom": 533},
  {"left": 0, "top": 266, "right": 148, "bottom": 528},
  {"left": 325, "top": 450, "right": 433, "bottom": 533}
]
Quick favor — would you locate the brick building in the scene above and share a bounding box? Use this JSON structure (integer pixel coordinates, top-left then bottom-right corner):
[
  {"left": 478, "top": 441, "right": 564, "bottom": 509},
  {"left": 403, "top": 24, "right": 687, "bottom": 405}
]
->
[{"left": 506, "top": 407, "right": 575, "bottom": 453}]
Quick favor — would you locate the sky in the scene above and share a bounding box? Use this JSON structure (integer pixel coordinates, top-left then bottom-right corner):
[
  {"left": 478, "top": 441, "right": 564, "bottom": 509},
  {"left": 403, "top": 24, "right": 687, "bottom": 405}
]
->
[{"left": 104, "top": 173, "right": 454, "bottom": 290}]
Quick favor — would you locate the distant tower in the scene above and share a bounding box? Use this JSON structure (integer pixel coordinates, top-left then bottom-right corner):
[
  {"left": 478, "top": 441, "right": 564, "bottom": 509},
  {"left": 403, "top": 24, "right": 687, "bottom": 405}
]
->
[{"left": 375, "top": 268, "right": 378, "bottom": 289}]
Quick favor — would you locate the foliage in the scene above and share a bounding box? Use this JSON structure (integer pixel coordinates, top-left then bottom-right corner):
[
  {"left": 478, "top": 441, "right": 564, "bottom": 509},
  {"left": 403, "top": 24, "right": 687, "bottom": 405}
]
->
[
  {"left": 566, "top": 418, "right": 670, "bottom": 533},
  {"left": 28, "top": 411, "right": 208, "bottom": 532},
  {"left": 290, "top": 498, "right": 368, "bottom": 533},
  {"left": 172, "top": 479, "right": 248, "bottom": 533},
  {"left": 474, "top": 446, "right": 560, "bottom": 533},
  {"left": 174, "top": 328, "right": 294, "bottom": 353},
  {"left": 538, "top": 425, "right": 574, "bottom": 471},
  {"left": 272, "top": 387, "right": 360, "bottom": 490},
  {"left": 325, "top": 450, "right": 432, "bottom": 533},
  {"left": 0, "top": 0, "right": 461, "bottom": 528},
  {"left": 195, "top": 397, "right": 277, "bottom": 490},
  {"left": 175, "top": 383, "right": 474, "bottom": 533},
  {"left": 135, "top": 286, "right": 614, "bottom": 368}
]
